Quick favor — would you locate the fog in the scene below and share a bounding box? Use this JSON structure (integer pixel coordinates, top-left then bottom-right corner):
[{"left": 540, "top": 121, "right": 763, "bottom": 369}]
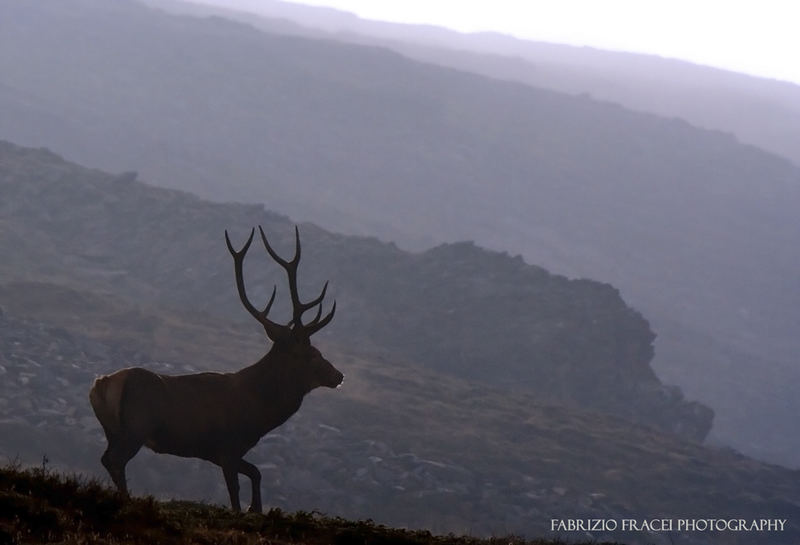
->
[
  {"left": 1, "top": 1, "right": 799, "bottom": 543},
  {"left": 191, "top": 0, "right": 800, "bottom": 84}
]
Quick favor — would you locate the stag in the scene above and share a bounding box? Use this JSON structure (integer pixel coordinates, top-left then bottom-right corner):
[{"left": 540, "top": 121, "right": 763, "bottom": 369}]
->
[{"left": 89, "top": 226, "right": 342, "bottom": 512}]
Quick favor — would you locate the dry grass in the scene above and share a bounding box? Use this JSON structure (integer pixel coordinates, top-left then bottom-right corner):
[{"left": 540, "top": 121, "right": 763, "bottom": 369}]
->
[{"left": 0, "top": 464, "right": 612, "bottom": 545}]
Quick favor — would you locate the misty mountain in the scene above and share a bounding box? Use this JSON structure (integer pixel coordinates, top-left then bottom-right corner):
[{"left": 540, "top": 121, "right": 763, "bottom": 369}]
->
[
  {"left": 2, "top": 141, "right": 800, "bottom": 544},
  {"left": 162, "top": 0, "right": 800, "bottom": 168},
  {"left": 2, "top": 0, "right": 800, "bottom": 467}
]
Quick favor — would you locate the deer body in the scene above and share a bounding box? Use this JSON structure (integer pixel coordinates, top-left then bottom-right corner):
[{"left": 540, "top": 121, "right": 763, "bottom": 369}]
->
[{"left": 89, "top": 227, "right": 342, "bottom": 512}]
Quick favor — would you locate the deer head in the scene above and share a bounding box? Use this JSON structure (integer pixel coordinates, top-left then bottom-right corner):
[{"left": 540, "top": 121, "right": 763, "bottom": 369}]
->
[{"left": 225, "top": 226, "right": 343, "bottom": 390}]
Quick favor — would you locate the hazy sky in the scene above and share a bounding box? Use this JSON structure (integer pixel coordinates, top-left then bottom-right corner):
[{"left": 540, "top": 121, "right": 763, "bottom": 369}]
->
[{"left": 275, "top": 0, "right": 800, "bottom": 85}]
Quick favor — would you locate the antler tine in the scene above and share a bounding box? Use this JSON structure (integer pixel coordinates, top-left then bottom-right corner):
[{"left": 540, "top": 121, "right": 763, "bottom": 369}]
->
[
  {"left": 259, "top": 225, "right": 311, "bottom": 325},
  {"left": 226, "top": 228, "right": 286, "bottom": 339},
  {"left": 225, "top": 228, "right": 259, "bottom": 319},
  {"left": 282, "top": 282, "right": 329, "bottom": 326},
  {"left": 258, "top": 225, "right": 299, "bottom": 268},
  {"left": 225, "top": 227, "right": 254, "bottom": 258},
  {"left": 293, "top": 225, "right": 301, "bottom": 262},
  {"left": 305, "top": 300, "right": 336, "bottom": 336},
  {"left": 259, "top": 225, "right": 300, "bottom": 318},
  {"left": 302, "top": 281, "right": 328, "bottom": 311},
  {"left": 258, "top": 225, "right": 334, "bottom": 335},
  {"left": 258, "top": 285, "right": 278, "bottom": 320}
]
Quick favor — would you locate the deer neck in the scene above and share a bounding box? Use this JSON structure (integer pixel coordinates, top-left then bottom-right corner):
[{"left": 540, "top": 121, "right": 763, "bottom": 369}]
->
[{"left": 240, "top": 349, "right": 308, "bottom": 406}]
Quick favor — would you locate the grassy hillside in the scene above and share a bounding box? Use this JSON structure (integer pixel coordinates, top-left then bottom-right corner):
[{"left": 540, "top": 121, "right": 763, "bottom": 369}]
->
[
  {"left": 1, "top": 465, "right": 610, "bottom": 545},
  {"left": 2, "top": 0, "right": 800, "bottom": 466}
]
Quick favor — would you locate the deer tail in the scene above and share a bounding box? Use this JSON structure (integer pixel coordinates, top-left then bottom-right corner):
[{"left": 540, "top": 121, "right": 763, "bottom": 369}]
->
[{"left": 89, "top": 372, "right": 126, "bottom": 437}]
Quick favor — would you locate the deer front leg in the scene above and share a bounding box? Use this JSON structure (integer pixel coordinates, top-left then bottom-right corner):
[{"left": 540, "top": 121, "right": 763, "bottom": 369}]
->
[
  {"left": 222, "top": 463, "right": 242, "bottom": 512},
  {"left": 238, "top": 459, "right": 263, "bottom": 513}
]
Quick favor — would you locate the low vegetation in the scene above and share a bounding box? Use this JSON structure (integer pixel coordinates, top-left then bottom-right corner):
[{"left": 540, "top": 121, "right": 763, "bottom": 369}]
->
[{"left": 0, "top": 464, "right": 611, "bottom": 545}]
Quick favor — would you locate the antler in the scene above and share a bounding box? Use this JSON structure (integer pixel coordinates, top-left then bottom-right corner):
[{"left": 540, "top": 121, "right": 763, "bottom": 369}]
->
[
  {"left": 226, "top": 226, "right": 335, "bottom": 342},
  {"left": 258, "top": 226, "right": 336, "bottom": 337},
  {"left": 225, "top": 228, "right": 290, "bottom": 342}
]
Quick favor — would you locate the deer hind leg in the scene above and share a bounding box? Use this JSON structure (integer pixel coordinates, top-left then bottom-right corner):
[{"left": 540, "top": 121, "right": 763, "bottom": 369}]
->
[
  {"left": 101, "top": 437, "right": 142, "bottom": 496},
  {"left": 238, "top": 459, "right": 262, "bottom": 513}
]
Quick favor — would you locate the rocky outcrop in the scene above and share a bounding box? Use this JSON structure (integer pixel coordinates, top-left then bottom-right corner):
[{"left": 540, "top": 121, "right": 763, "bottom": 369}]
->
[{"left": 0, "top": 141, "right": 713, "bottom": 441}]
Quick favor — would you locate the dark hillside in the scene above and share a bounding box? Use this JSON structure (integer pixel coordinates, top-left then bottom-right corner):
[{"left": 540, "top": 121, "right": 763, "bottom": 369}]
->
[{"left": 1, "top": 465, "right": 608, "bottom": 545}]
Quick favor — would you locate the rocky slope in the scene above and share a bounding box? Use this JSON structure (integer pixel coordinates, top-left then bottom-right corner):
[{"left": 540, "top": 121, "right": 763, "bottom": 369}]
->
[
  {"left": 2, "top": 307, "right": 799, "bottom": 545},
  {"left": 0, "top": 140, "right": 709, "bottom": 438},
  {"left": 2, "top": 0, "right": 800, "bottom": 466}
]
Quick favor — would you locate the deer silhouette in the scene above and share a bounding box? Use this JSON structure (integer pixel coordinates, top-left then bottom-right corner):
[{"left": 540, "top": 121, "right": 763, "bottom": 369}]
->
[{"left": 89, "top": 226, "right": 342, "bottom": 512}]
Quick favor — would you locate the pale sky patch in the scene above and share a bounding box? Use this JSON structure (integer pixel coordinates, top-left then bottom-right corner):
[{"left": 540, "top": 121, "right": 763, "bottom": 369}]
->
[{"left": 273, "top": 0, "right": 800, "bottom": 85}]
